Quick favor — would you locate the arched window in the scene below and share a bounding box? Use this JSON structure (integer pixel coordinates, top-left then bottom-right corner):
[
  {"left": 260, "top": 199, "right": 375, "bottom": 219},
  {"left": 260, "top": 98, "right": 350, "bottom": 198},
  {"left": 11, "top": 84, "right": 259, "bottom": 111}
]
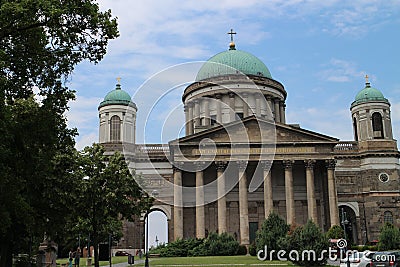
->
[
  {"left": 383, "top": 211, "right": 393, "bottom": 224},
  {"left": 353, "top": 117, "right": 358, "bottom": 141},
  {"left": 372, "top": 112, "right": 384, "bottom": 139},
  {"left": 110, "top": 115, "right": 121, "bottom": 142}
]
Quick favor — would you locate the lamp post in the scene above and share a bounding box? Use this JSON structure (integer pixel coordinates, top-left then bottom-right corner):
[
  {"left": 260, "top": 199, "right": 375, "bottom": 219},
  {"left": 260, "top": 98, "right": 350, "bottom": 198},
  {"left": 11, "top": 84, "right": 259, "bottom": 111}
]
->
[
  {"left": 341, "top": 208, "right": 350, "bottom": 267},
  {"left": 341, "top": 208, "right": 349, "bottom": 240},
  {"left": 145, "top": 190, "right": 159, "bottom": 267},
  {"left": 155, "top": 236, "right": 159, "bottom": 247}
]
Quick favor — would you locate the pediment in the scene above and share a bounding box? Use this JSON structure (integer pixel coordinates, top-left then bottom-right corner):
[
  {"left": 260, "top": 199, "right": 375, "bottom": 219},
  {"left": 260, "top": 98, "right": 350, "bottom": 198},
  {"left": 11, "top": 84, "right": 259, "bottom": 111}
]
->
[{"left": 170, "top": 116, "right": 338, "bottom": 147}]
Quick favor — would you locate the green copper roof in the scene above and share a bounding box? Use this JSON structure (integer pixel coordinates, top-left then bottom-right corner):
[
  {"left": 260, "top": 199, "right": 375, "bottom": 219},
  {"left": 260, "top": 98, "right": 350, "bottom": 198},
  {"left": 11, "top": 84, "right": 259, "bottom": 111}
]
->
[
  {"left": 195, "top": 45, "right": 272, "bottom": 81},
  {"left": 352, "top": 82, "right": 388, "bottom": 107},
  {"left": 99, "top": 84, "right": 136, "bottom": 109}
]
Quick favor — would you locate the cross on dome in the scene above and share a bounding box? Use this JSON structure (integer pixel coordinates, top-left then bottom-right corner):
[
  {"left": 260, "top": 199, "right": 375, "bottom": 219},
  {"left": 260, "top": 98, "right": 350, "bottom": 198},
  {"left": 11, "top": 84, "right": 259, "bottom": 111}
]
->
[{"left": 227, "top": 29, "right": 237, "bottom": 50}]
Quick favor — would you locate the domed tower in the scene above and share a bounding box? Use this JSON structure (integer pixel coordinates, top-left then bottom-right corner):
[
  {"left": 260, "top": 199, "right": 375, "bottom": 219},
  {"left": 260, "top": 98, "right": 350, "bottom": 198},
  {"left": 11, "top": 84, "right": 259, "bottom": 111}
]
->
[
  {"left": 182, "top": 40, "right": 286, "bottom": 135},
  {"left": 350, "top": 76, "right": 395, "bottom": 150},
  {"left": 98, "top": 80, "right": 137, "bottom": 145}
]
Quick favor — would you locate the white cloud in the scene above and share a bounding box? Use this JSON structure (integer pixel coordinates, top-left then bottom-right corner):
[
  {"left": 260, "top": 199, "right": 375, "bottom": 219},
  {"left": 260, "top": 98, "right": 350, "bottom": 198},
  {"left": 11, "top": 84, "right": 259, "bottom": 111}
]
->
[
  {"left": 319, "top": 58, "right": 364, "bottom": 83},
  {"left": 75, "top": 132, "right": 98, "bottom": 151}
]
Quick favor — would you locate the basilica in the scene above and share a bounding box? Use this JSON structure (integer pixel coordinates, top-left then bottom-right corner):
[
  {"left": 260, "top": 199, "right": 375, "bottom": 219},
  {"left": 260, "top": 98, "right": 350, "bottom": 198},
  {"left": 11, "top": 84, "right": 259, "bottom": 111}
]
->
[{"left": 97, "top": 37, "right": 400, "bottom": 249}]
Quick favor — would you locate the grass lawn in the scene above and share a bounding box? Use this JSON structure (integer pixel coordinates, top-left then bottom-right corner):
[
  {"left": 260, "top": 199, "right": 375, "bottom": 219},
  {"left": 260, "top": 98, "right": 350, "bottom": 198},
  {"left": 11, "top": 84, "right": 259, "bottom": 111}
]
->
[
  {"left": 56, "top": 256, "right": 130, "bottom": 266},
  {"left": 134, "top": 255, "right": 294, "bottom": 267},
  {"left": 57, "top": 255, "right": 294, "bottom": 266}
]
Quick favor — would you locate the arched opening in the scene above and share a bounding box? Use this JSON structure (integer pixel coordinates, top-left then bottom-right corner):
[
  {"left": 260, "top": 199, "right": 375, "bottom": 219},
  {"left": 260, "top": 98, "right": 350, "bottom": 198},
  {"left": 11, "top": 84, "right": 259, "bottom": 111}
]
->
[
  {"left": 339, "top": 205, "right": 358, "bottom": 245},
  {"left": 145, "top": 210, "right": 168, "bottom": 252},
  {"left": 110, "top": 115, "right": 121, "bottom": 142},
  {"left": 353, "top": 117, "right": 358, "bottom": 141},
  {"left": 372, "top": 112, "right": 384, "bottom": 139}
]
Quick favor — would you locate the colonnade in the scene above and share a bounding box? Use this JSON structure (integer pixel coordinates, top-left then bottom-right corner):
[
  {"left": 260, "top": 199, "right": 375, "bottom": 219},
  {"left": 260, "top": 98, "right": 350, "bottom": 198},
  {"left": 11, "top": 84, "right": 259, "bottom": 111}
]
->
[
  {"left": 184, "top": 93, "right": 286, "bottom": 135},
  {"left": 173, "top": 159, "right": 339, "bottom": 245}
]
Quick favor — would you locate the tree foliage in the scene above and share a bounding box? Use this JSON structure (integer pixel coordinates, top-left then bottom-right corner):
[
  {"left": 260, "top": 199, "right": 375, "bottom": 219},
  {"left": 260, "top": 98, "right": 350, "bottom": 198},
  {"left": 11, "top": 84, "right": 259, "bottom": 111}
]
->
[
  {"left": 255, "top": 212, "right": 289, "bottom": 258},
  {"left": 190, "top": 232, "right": 239, "bottom": 256},
  {"left": 75, "top": 144, "right": 152, "bottom": 267},
  {"left": 378, "top": 223, "right": 400, "bottom": 251},
  {"left": 0, "top": 1, "right": 118, "bottom": 266},
  {"left": 279, "top": 220, "right": 329, "bottom": 266},
  {"left": 326, "top": 225, "right": 345, "bottom": 240}
]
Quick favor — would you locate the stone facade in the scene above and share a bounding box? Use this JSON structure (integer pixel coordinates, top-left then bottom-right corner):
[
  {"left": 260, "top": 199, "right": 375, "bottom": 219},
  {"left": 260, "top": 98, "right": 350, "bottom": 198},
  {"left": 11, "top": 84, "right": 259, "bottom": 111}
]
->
[{"left": 98, "top": 46, "right": 400, "bottom": 248}]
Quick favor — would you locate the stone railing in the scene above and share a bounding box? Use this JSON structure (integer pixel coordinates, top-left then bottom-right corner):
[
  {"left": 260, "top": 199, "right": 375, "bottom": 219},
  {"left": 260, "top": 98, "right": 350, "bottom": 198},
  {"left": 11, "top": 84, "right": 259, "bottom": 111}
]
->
[
  {"left": 334, "top": 141, "right": 359, "bottom": 152},
  {"left": 135, "top": 144, "right": 169, "bottom": 155}
]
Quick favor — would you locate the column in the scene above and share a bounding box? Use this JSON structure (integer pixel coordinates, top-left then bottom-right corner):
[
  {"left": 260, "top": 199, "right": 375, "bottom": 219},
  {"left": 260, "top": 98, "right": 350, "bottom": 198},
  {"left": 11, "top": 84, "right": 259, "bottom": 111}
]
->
[
  {"left": 238, "top": 161, "right": 249, "bottom": 245},
  {"left": 266, "top": 96, "right": 273, "bottom": 120},
  {"left": 262, "top": 161, "right": 273, "bottom": 218},
  {"left": 188, "top": 102, "right": 194, "bottom": 135},
  {"left": 195, "top": 166, "right": 205, "bottom": 238},
  {"left": 255, "top": 95, "right": 261, "bottom": 117},
  {"left": 326, "top": 159, "right": 339, "bottom": 226},
  {"left": 280, "top": 101, "right": 285, "bottom": 124},
  {"left": 173, "top": 166, "right": 183, "bottom": 240},
  {"left": 274, "top": 98, "right": 281, "bottom": 123},
  {"left": 194, "top": 100, "right": 200, "bottom": 128},
  {"left": 229, "top": 93, "right": 235, "bottom": 122},
  {"left": 305, "top": 159, "right": 317, "bottom": 223},
  {"left": 282, "top": 103, "right": 286, "bottom": 124},
  {"left": 284, "top": 160, "right": 295, "bottom": 225},
  {"left": 216, "top": 161, "right": 227, "bottom": 233},
  {"left": 204, "top": 98, "right": 210, "bottom": 126},
  {"left": 184, "top": 104, "right": 189, "bottom": 135},
  {"left": 242, "top": 93, "right": 249, "bottom": 117},
  {"left": 215, "top": 94, "right": 222, "bottom": 124}
]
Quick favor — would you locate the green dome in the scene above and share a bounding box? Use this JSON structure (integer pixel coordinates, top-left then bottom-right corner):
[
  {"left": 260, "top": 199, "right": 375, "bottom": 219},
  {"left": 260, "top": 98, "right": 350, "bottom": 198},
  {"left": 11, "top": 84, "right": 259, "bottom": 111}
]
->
[
  {"left": 352, "top": 82, "right": 388, "bottom": 106},
  {"left": 196, "top": 45, "right": 272, "bottom": 81},
  {"left": 99, "top": 84, "right": 136, "bottom": 109}
]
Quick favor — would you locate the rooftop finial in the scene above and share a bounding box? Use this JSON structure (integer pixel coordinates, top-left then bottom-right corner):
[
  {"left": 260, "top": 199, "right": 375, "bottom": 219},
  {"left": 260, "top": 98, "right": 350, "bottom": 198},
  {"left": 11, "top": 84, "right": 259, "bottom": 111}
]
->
[
  {"left": 365, "top": 74, "right": 370, "bottom": 87},
  {"left": 116, "top": 77, "right": 121, "bottom": 90},
  {"left": 227, "top": 29, "right": 237, "bottom": 50}
]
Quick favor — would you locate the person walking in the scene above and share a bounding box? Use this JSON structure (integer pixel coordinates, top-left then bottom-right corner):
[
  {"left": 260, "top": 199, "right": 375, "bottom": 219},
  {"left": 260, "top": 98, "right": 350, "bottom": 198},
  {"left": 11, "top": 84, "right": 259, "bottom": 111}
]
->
[
  {"left": 74, "top": 247, "right": 81, "bottom": 267},
  {"left": 68, "top": 248, "right": 74, "bottom": 267}
]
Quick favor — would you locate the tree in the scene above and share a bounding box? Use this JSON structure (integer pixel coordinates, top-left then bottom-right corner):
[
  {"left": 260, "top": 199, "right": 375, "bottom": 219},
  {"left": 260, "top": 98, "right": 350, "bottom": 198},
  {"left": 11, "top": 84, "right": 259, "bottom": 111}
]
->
[
  {"left": 326, "top": 225, "right": 345, "bottom": 240},
  {"left": 378, "top": 223, "right": 400, "bottom": 251},
  {"left": 255, "top": 212, "right": 289, "bottom": 259},
  {"left": 279, "top": 220, "right": 329, "bottom": 266},
  {"left": 76, "top": 144, "right": 152, "bottom": 267},
  {"left": 0, "top": 1, "right": 118, "bottom": 266}
]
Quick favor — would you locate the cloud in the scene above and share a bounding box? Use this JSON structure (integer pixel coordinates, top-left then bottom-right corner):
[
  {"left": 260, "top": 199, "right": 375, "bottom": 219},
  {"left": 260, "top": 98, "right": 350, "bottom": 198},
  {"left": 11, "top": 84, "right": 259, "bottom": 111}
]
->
[
  {"left": 287, "top": 106, "right": 353, "bottom": 140},
  {"left": 319, "top": 58, "right": 364, "bottom": 83},
  {"left": 75, "top": 132, "right": 98, "bottom": 151}
]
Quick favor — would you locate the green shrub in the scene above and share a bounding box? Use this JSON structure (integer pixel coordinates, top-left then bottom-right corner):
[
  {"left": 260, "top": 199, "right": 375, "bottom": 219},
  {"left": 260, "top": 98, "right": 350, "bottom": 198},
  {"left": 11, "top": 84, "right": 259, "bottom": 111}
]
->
[
  {"left": 190, "top": 232, "right": 239, "bottom": 256},
  {"left": 378, "top": 223, "right": 400, "bottom": 251},
  {"left": 150, "top": 238, "right": 203, "bottom": 257},
  {"left": 237, "top": 245, "right": 247, "bottom": 255},
  {"left": 248, "top": 244, "right": 256, "bottom": 256},
  {"left": 255, "top": 212, "right": 289, "bottom": 259},
  {"left": 326, "top": 225, "right": 344, "bottom": 240}
]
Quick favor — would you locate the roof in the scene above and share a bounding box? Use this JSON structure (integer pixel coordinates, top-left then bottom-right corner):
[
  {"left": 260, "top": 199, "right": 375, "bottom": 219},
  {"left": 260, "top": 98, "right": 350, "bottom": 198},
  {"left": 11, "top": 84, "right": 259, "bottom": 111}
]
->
[
  {"left": 352, "top": 82, "right": 389, "bottom": 107},
  {"left": 98, "top": 83, "right": 136, "bottom": 109},
  {"left": 195, "top": 44, "right": 272, "bottom": 81}
]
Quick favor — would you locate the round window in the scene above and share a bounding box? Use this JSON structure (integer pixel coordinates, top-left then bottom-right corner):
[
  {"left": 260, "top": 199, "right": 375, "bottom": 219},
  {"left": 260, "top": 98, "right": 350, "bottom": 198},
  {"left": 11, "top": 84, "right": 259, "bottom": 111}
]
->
[{"left": 378, "top": 173, "right": 389, "bottom": 183}]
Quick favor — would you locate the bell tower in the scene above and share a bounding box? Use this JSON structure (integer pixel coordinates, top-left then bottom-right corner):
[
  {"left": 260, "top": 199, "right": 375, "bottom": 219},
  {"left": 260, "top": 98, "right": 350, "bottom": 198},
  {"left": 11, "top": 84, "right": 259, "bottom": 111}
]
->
[
  {"left": 350, "top": 76, "right": 395, "bottom": 150},
  {"left": 98, "top": 80, "right": 137, "bottom": 145}
]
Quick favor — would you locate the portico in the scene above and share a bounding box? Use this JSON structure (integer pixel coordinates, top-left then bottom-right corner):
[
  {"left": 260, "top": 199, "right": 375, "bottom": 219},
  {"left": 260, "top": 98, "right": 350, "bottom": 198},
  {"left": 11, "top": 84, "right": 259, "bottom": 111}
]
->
[{"left": 170, "top": 116, "right": 339, "bottom": 245}]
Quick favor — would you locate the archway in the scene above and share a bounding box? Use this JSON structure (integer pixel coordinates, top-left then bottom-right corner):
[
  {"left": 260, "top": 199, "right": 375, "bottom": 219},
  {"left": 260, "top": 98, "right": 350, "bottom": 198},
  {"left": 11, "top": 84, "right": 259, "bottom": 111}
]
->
[
  {"left": 338, "top": 204, "right": 358, "bottom": 245},
  {"left": 145, "top": 209, "right": 169, "bottom": 251}
]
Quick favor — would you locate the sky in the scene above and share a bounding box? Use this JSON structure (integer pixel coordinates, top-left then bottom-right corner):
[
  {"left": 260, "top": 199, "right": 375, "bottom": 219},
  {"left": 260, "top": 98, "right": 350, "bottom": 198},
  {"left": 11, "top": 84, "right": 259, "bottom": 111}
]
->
[{"left": 64, "top": 0, "right": 400, "bottom": 247}]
